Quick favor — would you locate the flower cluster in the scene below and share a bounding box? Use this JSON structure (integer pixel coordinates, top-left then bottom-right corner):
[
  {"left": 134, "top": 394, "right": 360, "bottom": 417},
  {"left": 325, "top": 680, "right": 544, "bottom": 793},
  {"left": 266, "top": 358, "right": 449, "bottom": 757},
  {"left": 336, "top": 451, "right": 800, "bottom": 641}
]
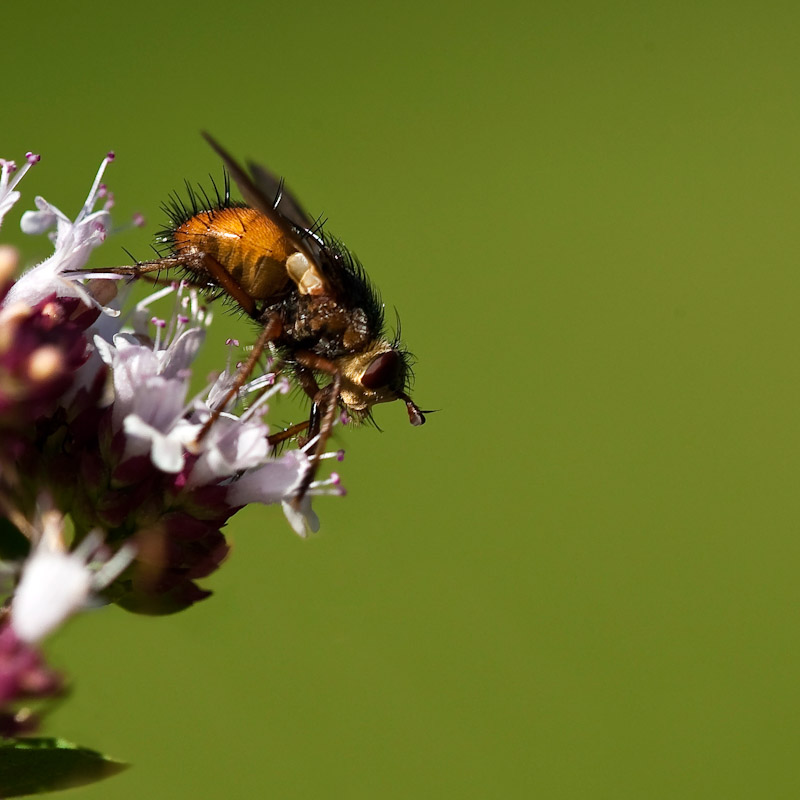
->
[{"left": 0, "top": 152, "right": 345, "bottom": 741}]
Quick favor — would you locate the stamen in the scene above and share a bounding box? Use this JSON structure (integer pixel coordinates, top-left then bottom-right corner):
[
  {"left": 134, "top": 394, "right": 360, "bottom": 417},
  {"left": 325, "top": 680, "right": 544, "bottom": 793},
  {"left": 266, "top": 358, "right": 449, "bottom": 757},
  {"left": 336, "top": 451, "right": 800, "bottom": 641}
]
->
[
  {"left": 245, "top": 373, "right": 276, "bottom": 392},
  {"left": 135, "top": 283, "right": 176, "bottom": 313},
  {"left": 301, "top": 434, "right": 319, "bottom": 454},
  {"left": 239, "top": 375, "right": 288, "bottom": 421},
  {"left": 78, "top": 152, "right": 115, "bottom": 223},
  {"left": 222, "top": 342, "right": 238, "bottom": 375},
  {"left": 163, "top": 281, "right": 186, "bottom": 343},
  {"left": 71, "top": 530, "right": 104, "bottom": 561},
  {"left": 318, "top": 449, "right": 345, "bottom": 462},
  {"left": 109, "top": 211, "right": 146, "bottom": 237},
  {"left": 309, "top": 472, "right": 347, "bottom": 496},
  {"left": 91, "top": 542, "right": 136, "bottom": 588},
  {"left": 151, "top": 316, "right": 166, "bottom": 351},
  {"left": 2, "top": 151, "right": 38, "bottom": 193}
]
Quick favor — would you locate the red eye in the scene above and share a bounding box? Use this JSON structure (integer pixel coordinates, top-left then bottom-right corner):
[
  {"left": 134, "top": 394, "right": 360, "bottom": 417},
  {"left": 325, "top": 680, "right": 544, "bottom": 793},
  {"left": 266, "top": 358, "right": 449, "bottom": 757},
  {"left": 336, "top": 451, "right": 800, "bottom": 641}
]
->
[{"left": 361, "top": 351, "right": 400, "bottom": 390}]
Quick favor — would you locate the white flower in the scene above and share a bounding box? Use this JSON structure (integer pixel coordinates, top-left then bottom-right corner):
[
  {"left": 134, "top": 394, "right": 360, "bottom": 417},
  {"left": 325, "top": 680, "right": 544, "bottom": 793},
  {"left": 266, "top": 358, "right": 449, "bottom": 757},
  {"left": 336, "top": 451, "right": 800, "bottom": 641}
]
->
[
  {"left": 229, "top": 450, "right": 321, "bottom": 537},
  {"left": 94, "top": 333, "right": 163, "bottom": 423},
  {"left": 109, "top": 355, "right": 199, "bottom": 473},
  {"left": 11, "top": 512, "right": 135, "bottom": 644},
  {"left": 185, "top": 411, "right": 269, "bottom": 488},
  {"left": 95, "top": 280, "right": 343, "bottom": 531},
  {"left": 282, "top": 495, "right": 321, "bottom": 538},
  {"left": 0, "top": 153, "right": 39, "bottom": 230},
  {"left": 226, "top": 449, "right": 343, "bottom": 537},
  {"left": 183, "top": 360, "right": 286, "bottom": 488},
  {"left": 61, "top": 282, "right": 130, "bottom": 405},
  {"left": 94, "top": 287, "right": 213, "bottom": 473},
  {"left": 226, "top": 450, "right": 310, "bottom": 507},
  {"left": 3, "top": 152, "right": 114, "bottom": 308},
  {"left": 123, "top": 409, "right": 200, "bottom": 473}
]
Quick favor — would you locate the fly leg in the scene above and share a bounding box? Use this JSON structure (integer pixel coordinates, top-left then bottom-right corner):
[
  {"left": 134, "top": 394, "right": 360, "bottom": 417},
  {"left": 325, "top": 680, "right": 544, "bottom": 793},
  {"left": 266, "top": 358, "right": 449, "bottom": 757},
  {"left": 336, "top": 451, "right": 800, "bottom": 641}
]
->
[
  {"left": 68, "top": 257, "right": 186, "bottom": 280},
  {"left": 266, "top": 420, "right": 311, "bottom": 449},
  {"left": 95, "top": 250, "right": 285, "bottom": 449},
  {"left": 290, "top": 352, "right": 344, "bottom": 508},
  {"left": 263, "top": 364, "right": 322, "bottom": 451},
  {"left": 195, "top": 315, "right": 282, "bottom": 444},
  {"left": 126, "top": 252, "right": 277, "bottom": 444},
  {"left": 70, "top": 253, "right": 259, "bottom": 316},
  {"left": 66, "top": 257, "right": 207, "bottom": 293},
  {"left": 196, "top": 254, "right": 257, "bottom": 317},
  {"left": 287, "top": 365, "right": 324, "bottom": 447},
  {"left": 261, "top": 360, "right": 325, "bottom": 451}
]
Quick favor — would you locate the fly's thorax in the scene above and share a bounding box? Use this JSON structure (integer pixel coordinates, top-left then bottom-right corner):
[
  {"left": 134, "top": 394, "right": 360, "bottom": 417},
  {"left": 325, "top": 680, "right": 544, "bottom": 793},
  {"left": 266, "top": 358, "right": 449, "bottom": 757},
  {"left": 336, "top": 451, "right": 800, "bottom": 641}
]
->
[{"left": 277, "top": 293, "right": 373, "bottom": 357}]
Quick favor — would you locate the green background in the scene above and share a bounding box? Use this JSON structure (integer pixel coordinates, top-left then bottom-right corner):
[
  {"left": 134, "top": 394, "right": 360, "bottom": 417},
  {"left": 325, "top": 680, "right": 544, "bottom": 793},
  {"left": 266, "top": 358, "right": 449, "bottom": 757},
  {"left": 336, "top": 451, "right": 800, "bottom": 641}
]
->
[{"left": 3, "top": 1, "right": 800, "bottom": 797}]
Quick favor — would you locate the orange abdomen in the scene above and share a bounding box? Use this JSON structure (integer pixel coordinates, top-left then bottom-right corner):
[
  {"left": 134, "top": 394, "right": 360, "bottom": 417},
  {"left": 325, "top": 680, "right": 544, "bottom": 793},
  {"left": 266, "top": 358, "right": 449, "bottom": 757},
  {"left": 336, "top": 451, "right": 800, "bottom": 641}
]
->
[{"left": 172, "top": 206, "right": 294, "bottom": 300}]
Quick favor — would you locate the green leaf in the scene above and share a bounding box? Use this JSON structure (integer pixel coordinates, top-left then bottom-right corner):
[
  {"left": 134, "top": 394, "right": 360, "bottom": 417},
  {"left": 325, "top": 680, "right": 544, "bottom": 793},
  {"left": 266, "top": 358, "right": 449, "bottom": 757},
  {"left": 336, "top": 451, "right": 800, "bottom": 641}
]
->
[{"left": 0, "top": 737, "right": 128, "bottom": 797}]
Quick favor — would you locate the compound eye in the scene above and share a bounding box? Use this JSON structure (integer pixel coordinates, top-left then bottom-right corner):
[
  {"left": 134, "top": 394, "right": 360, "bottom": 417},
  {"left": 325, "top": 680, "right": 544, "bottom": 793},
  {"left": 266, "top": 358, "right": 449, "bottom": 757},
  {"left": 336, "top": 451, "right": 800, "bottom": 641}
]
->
[{"left": 361, "top": 350, "right": 401, "bottom": 390}]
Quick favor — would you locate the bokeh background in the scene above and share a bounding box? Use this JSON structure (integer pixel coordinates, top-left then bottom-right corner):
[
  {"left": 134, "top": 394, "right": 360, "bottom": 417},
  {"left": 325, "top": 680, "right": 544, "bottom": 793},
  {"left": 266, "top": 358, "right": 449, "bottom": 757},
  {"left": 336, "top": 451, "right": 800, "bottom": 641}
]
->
[{"left": 3, "top": 1, "right": 800, "bottom": 797}]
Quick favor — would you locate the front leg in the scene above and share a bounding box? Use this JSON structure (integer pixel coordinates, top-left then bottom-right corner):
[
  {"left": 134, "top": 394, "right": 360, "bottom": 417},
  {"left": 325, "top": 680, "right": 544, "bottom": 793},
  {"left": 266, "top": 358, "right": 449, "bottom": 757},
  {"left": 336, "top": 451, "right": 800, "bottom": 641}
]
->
[
  {"left": 195, "top": 315, "right": 283, "bottom": 444},
  {"left": 291, "top": 352, "right": 344, "bottom": 508}
]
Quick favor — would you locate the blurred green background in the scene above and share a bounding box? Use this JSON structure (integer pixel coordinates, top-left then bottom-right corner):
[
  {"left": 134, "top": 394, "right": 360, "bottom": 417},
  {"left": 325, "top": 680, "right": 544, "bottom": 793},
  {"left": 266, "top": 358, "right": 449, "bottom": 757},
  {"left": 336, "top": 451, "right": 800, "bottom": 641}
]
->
[{"left": 4, "top": 0, "right": 800, "bottom": 797}]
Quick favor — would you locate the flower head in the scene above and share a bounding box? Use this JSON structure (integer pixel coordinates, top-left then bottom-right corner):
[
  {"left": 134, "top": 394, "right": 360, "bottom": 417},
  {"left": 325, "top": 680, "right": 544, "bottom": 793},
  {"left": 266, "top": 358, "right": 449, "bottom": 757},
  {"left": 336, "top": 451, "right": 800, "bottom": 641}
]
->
[
  {"left": 0, "top": 147, "right": 351, "bottom": 756},
  {"left": 4, "top": 152, "right": 115, "bottom": 309},
  {"left": 0, "top": 150, "right": 346, "bottom": 620}
]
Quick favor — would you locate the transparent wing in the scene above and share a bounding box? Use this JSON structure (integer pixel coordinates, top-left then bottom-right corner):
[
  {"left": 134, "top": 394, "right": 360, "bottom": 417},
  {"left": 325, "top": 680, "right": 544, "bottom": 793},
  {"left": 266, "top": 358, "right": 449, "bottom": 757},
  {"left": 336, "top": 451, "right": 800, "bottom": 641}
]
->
[
  {"left": 246, "top": 159, "right": 315, "bottom": 232},
  {"left": 201, "top": 132, "right": 318, "bottom": 258}
]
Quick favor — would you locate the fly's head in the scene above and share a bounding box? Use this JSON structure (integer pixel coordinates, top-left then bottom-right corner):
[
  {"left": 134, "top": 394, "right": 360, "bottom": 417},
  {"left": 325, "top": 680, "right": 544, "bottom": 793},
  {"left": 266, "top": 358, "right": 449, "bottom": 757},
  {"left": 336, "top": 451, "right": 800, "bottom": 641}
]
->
[{"left": 335, "top": 341, "right": 425, "bottom": 427}]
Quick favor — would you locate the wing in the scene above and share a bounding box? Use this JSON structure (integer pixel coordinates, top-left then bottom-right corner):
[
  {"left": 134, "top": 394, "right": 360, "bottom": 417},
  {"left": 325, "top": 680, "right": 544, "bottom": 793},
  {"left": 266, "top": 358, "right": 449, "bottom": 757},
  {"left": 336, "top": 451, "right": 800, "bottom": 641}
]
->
[
  {"left": 201, "top": 132, "right": 319, "bottom": 257},
  {"left": 202, "top": 132, "right": 330, "bottom": 296},
  {"left": 245, "top": 155, "right": 329, "bottom": 262},
  {"left": 246, "top": 158, "right": 315, "bottom": 232}
]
